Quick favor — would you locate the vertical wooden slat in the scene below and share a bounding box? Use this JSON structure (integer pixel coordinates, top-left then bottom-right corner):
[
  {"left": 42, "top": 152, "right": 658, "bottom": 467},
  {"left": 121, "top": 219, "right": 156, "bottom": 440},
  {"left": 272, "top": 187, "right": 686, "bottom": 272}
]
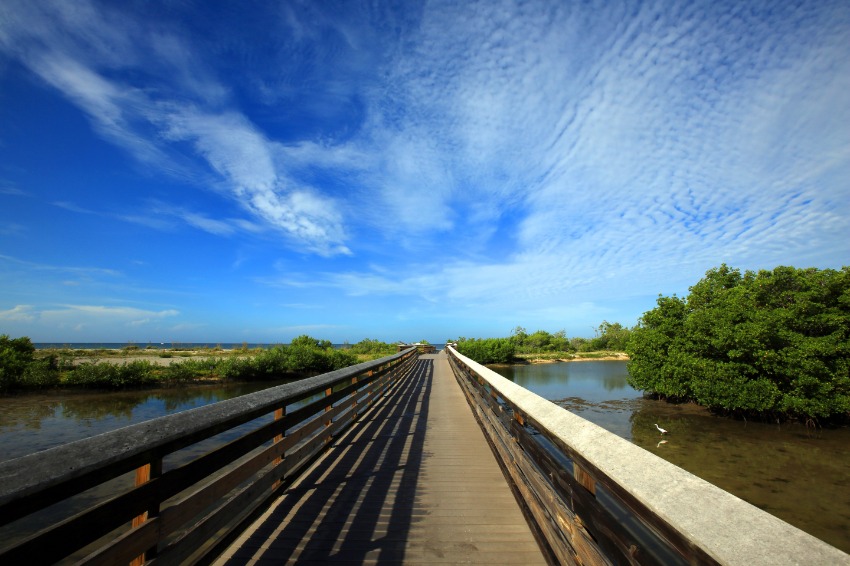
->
[
  {"left": 324, "top": 388, "right": 334, "bottom": 444},
  {"left": 351, "top": 376, "right": 359, "bottom": 418},
  {"left": 272, "top": 407, "right": 286, "bottom": 491},
  {"left": 130, "top": 458, "right": 162, "bottom": 566}
]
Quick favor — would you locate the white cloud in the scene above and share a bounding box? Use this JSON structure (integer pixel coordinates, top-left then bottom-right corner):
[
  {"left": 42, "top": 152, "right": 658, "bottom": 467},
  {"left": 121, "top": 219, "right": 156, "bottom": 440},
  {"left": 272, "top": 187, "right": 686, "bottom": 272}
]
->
[
  {"left": 0, "top": 185, "right": 27, "bottom": 196},
  {"left": 32, "top": 305, "right": 180, "bottom": 333},
  {"left": 1, "top": 0, "right": 848, "bottom": 339},
  {"left": 0, "top": 305, "right": 36, "bottom": 322},
  {"left": 0, "top": 254, "right": 121, "bottom": 278},
  {"left": 44, "top": 305, "right": 179, "bottom": 320},
  {"left": 0, "top": 0, "right": 351, "bottom": 256},
  {"left": 0, "top": 304, "right": 181, "bottom": 336}
]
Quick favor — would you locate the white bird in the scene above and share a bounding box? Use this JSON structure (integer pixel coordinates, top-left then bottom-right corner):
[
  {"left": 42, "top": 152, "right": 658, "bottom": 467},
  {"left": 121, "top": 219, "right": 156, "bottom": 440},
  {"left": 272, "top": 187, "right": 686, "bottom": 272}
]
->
[{"left": 654, "top": 423, "right": 668, "bottom": 435}]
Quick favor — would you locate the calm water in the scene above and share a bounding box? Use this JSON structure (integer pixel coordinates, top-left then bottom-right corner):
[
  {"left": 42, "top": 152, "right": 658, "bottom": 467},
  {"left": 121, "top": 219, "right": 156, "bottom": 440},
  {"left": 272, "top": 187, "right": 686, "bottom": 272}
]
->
[
  {"left": 490, "top": 361, "right": 850, "bottom": 554},
  {"left": 1, "top": 364, "right": 848, "bottom": 554},
  {"left": 0, "top": 381, "right": 289, "bottom": 461}
]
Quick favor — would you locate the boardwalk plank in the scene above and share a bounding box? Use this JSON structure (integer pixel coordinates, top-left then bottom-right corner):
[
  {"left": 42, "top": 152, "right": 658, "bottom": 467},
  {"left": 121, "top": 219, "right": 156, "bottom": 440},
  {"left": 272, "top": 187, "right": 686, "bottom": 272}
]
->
[{"left": 214, "top": 352, "right": 547, "bottom": 565}]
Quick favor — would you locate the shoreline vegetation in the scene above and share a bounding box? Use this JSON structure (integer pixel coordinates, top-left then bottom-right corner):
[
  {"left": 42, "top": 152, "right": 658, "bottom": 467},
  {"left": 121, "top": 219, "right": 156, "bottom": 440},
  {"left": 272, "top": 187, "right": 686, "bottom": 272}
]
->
[
  {"left": 0, "top": 335, "right": 399, "bottom": 393},
  {"left": 454, "top": 322, "right": 632, "bottom": 366},
  {"left": 507, "top": 351, "right": 629, "bottom": 365},
  {"left": 0, "top": 330, "right": 630, "bottom": 394},
  {"left": 626, "top": 265, "right": 849, "bottom": 424},
  {"left": 455, "top": 265, "right": 850, "bottom": 425},
  {"left": 6, "top": 262, "right": 848, "bottom": 424}
]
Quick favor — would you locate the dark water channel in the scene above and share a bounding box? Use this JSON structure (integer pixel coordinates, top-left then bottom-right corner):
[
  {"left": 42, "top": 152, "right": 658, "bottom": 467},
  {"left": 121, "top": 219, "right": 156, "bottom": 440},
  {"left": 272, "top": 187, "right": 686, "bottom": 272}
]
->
[
  {"left": 490, "top": 361, "right": 850, "bottom": 554},
  {"left": 0, "top": 381, "right": 290, "bottom": 461},
  {"left": 0, "top": 380, "right": 296, "bottom": 555}
]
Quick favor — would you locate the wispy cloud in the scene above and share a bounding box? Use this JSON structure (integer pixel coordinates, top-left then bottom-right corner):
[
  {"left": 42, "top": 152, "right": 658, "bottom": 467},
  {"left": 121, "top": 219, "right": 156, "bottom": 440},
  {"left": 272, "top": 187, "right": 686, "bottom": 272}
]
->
[
  {"left": 0, "top": 254, "right": 121, "bottom": 278},
  {"left": 40, "top": 305, "right": 180, "bottom": 330},
  {"left": 0, "top": 184, "right": 27, "bottom": 196},
  {"left": 0, "top": 0, "right": 351, "bottom": 256},
  {"left": 1, "top": 1, "right": 848, "bottom": 341},
  {"left": 0, "top": 223, "right": 26, "bottom": 236},
  {"left": 0, "top": 305, "right": 36, "bottom": 322},
  {"left": 52, "top": 201, "right": 97, "bottom": 214},
  {"left": 306, "top": 0, "right": 850, "bottom": 285},
  {"left": 0, "top": 303, "right": 178, "bottom": 330}
]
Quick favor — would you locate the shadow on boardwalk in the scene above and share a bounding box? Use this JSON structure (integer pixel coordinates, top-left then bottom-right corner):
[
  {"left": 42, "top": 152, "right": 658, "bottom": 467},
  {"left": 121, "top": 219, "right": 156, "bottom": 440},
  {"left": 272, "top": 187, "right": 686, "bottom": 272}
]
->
[{"left": 217, "top": 358, "right": 433, "bottom": 564}]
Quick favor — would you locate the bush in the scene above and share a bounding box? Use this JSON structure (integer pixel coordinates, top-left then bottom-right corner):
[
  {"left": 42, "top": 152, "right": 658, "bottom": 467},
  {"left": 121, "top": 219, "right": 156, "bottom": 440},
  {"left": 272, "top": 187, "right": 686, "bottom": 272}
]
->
[
  {"left": 65, "top": 361, "right": 158, "bottom": 389},
  {"left": 627, "top": 265, "right": 850, "bottom": 420},
  {"left": 0, "top": 334, "right": 362, "bottom": 392},
  {"left": 0, "top": 335, "right": 36, "bottom": 392},
  {"left": 20, "top": 356, "right": 61, "bottom": 389},
  {"left": 161, "top": 362, "right": 199, "bottom": 383},
  {"left": 348, "top": 338, "right": 396, "bottom": 357},
  {"left": 327, "top": 348, "right": 358, "bottom": 370},
  {"left": 456, "top": 338, "right": 516, "bottom": 364}
]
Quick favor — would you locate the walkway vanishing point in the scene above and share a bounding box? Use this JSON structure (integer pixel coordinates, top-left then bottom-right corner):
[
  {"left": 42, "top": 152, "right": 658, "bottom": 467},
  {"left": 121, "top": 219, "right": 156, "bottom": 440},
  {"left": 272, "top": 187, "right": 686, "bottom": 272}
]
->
[
  {"left": 215, "top": 351, "right": 547, "bottom": 564},
  {"left": 1, "top": 346, "right": 848, "bottom": 565}
]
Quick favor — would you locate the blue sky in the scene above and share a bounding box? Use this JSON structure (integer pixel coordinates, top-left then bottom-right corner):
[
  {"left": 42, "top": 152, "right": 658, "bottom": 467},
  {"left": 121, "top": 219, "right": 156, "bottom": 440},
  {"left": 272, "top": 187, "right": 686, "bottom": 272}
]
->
[{"left": 1, "top": 0, "right": 848, "bottom": 344}]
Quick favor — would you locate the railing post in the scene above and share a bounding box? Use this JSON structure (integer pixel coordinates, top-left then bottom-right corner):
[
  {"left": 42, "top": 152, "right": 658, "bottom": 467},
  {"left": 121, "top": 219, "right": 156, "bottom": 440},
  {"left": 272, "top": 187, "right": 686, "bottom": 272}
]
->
[
  {"left": 324, "top": 387, "right": 333, "bottom": 443},
  {"left": 365, "top": 370, "right": 375, "bottom": 407},
  {"left": 272, "top": 406, "right": 286, "bottom": 490},
  {"left": 351, "top": 375, "right": 359, "bottom": 418},
  {"left": 131, "top": 457, "right": 162, "bottom": 565}
]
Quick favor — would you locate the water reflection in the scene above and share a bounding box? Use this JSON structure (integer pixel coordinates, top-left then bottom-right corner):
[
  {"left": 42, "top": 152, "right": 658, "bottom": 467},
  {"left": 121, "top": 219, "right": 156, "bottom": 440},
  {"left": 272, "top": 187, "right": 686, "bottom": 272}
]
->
[
  {"left": 0, "top": 381, "right": 288, "bottom": 461},
  {"left": 494, "top": 361, "right": 633, "bottom": 404},
  {"left": 2, "top": 366, "right": 849, "bottom": 554},
  {"left": 490, "top": 361, "right": 850, "bottom": 554}
]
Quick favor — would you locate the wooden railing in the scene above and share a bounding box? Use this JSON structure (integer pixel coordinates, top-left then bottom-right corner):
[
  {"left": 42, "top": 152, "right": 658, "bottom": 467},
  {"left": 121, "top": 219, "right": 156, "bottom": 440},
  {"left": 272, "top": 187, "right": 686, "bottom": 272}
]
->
[
  {"left": 446, "top": 346, "right": 850, "bottom": 566},
  {"left": 0, "top": 348, "right": 419, "bottom": 565}
]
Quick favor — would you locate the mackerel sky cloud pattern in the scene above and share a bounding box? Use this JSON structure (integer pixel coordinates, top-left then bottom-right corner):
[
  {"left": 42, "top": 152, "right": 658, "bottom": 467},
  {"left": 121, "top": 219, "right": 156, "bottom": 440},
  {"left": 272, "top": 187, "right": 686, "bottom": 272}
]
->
[{"left": 0, "top": 0, "right": 848, "bottom": 342}]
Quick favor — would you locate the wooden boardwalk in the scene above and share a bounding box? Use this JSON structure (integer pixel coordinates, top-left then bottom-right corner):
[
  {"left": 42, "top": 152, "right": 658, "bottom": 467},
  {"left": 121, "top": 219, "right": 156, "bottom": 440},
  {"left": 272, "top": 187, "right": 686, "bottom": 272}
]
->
[{"left": 214, "top": 352, "right": 547, "bottom": 565}]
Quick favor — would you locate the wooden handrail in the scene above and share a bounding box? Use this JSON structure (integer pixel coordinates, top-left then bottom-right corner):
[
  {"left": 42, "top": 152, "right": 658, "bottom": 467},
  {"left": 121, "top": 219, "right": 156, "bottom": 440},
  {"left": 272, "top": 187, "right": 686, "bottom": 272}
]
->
[
  {"left": 446, "top": 346, "right": 850, "bottom": 566},
  {"left": 0, "top": 347, "right": 419, "bottom": 564}
]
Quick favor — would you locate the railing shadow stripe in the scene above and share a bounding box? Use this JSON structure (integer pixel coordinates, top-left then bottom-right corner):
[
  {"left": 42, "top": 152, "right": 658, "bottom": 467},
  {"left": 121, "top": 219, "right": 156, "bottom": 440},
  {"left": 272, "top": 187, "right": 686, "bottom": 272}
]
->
[{"left": 220, "top": 358, "right": 432, "bottom": 564}]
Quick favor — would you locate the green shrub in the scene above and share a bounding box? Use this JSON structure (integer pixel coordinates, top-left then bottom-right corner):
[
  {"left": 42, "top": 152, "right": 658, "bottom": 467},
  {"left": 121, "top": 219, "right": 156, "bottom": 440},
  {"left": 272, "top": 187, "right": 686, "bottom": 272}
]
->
[
  {"left": 65, "top": 362, "right": 117, "bottom": 388},
  {"left": 0, "top": 335, "right": 36, "bottom": 392},
  {"left": 161, "top": 362, "right": 198, "bottom": 382},
  {"left": 20, "top": 357, "right": 61, "bottom": 389},
  {"left": 326, "top": 348, "right": 358, "bottom": 370},
  {"left": 627, "top": 265, "right": 850, "bottom": 420},
  {"left": 65, "top": 361, "right": 158, "bottom": 389},
  {"left": 456, "top": 337, "right": 516, "bottom": 364},
  {"left": 348, "top": 338, "right": 396, "bottom": 357}
]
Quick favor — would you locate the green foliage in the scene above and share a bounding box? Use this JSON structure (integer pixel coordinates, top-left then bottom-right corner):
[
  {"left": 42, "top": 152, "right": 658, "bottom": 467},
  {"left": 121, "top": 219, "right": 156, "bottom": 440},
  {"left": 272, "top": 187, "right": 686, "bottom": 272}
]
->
[
  {"left": 627, "top": 265, "right": 850, "bottom": 420},
  {"left": 210, "top": 339, "right": 357, "bottom": 381},
  {"left": 510, "top": 328, "right": 573, "bottom": 354},
  {"left": 458, "top": 322, "right": 631, "bottom": 365},
  {"left": 289, "top": 335, "right": 333, "bottom": 350},
  {"left": 583, "top": 321, "right": 632, "bottom": 351},
  {"left": 456, "top": 337, "right": 516, "bottom": 364},
  {"left": 0, "top": 335, "right": 36, "bottom": 392},
  {"left": 20, "top": 356, "right": 61, "bottom": 389},
  {"left": 347, "top": 338, "right": 396, "bottom": 357},
  {"left": 65, "top": 360, "right": 159, "bottom": 389},
  {"left": 161, "top": 361, "right": 201, "bottom": 382},
  {"left": 508, "top": 325, "right": 631, "bottom": 355},
  {"left": 0, "top": 334, "right": 362, "bottom": 393}
]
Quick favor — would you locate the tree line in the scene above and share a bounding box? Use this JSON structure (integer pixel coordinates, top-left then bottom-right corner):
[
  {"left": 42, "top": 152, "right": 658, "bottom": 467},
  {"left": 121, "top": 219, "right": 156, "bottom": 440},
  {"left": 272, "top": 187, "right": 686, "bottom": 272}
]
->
[
  {"left": 454, "top": 322, "right": 632, "bottom": 364},
  {"left": 0, "top": 335, "right": 399, "bottom": 392},
  {"left": 453, "top": 264, "right": 849, "bottom": 421}
]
